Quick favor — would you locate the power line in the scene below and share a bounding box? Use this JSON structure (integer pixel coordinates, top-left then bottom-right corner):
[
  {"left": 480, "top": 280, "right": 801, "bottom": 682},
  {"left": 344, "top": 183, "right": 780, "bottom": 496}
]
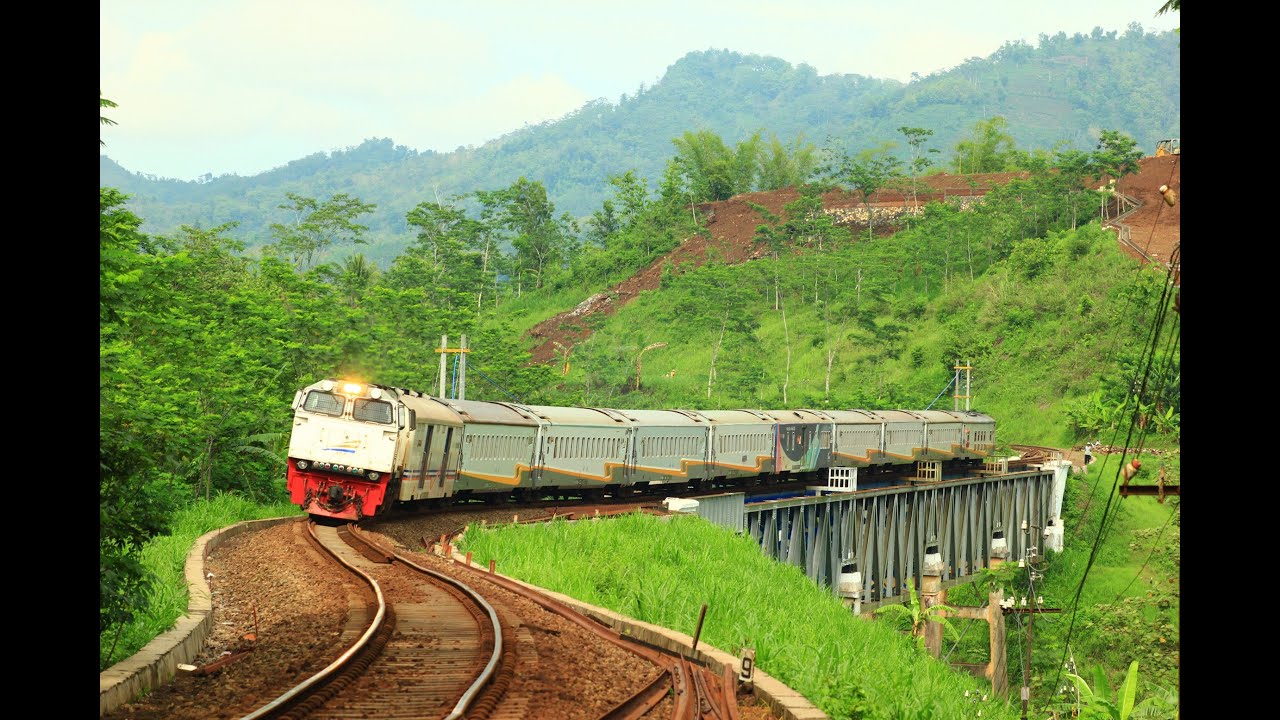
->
[
  {"left": 925, "top": 372, "right": 957, "bottom": 410},
  {"left": 1041, "top": 243, "right": 1180, "bottom": 713},
  {"left": 1070, "top": 245, "right": 1180, "bottom": 534},
  {"left": 467, "top": 365, "right": 524, "bottom": 404}
]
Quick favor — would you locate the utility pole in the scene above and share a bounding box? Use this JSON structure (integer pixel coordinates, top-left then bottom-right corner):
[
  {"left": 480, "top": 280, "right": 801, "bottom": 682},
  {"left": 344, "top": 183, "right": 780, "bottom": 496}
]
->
[
  {"left": 953, "top": 359, "right": 972, "bottom": 411},
  {"left": 1019, "top": 519, "right": 1046, "bottom": 720},
  {"left": 459, "top": 334, "right": 468, "bottom": 400},
  {"left": 438, "top": 334, "right": 447, "bottom": 397},
  {"left": 436, "top": 334, "right": 471, "bottom": 399}
]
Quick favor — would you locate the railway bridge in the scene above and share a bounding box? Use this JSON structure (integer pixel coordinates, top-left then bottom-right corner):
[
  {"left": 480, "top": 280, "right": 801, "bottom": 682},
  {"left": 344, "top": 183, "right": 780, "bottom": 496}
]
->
[{"left": 688, "top": 457, "right": 1070, "bottom": 611}]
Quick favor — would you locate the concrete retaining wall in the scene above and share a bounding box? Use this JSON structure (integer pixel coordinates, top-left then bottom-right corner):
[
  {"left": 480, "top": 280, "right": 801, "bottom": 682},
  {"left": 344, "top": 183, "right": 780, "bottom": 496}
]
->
[{"left": 98, "top": 517, "right": 296, "bottom": 717}]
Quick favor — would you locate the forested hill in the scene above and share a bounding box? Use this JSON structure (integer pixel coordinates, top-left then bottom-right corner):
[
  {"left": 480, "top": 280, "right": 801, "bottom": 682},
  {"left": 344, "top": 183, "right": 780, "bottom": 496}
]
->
[{"left": 100, "top": 26, "right": 1179, "bottom": 265}]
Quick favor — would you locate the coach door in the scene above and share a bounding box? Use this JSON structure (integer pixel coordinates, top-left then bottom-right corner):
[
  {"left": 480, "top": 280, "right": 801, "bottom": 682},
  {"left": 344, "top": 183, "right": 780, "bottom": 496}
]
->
[{"left": 435, "top": 427, "right": 455, "bottom": 496}]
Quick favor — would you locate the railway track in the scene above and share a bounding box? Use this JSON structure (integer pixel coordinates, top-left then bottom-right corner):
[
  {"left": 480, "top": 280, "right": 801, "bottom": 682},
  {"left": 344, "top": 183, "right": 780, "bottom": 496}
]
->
[
  {"left": 234, "top": 521, "right": 740, "bottom": 719},
  {"left": 240, "top": 522, "right": 502, "bottom": 720}
]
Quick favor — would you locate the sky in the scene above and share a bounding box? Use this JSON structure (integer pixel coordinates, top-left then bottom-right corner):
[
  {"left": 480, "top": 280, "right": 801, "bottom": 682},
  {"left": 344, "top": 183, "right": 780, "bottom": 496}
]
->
[{"left": 100, "top": 0, "right": 1179, "bottom": 182}]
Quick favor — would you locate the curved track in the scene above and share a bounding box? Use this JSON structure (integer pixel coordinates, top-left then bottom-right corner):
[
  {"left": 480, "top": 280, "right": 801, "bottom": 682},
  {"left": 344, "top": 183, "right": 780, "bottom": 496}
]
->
[{"left": 241, "top": 522, "right": 501, "bottom": 720}]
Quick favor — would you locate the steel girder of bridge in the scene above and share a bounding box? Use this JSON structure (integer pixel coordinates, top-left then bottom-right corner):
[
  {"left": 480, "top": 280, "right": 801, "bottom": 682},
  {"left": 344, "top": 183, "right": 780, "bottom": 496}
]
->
[{"left": 741, "top": 470, "right": 1058, "bottom": 609}]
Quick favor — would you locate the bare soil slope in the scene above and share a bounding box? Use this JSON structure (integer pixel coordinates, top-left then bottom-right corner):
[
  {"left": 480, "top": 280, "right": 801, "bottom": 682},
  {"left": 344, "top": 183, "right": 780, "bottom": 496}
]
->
[{"left": 527, "top": 160, "right": 1180, "bottom": 364}]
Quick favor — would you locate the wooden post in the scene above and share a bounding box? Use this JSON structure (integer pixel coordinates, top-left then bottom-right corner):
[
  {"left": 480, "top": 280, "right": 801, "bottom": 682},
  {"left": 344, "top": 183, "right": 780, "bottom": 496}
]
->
[
  {"left": 692, "top": 603, "right": 708, "bottom": 653},
  {"left": 988, "top": 589, "right": 1008, "bottom": 696},
  {"left": 922, "top": 539, "right": 945, "bottom": 658},
  {"left": 922, "top": 576, "right": 944, "bottom": 658}
]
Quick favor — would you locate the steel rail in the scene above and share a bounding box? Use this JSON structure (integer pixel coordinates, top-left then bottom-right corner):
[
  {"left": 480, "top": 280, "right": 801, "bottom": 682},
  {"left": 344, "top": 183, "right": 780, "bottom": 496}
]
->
[
  {"left": 238, "top": 521, "right": 388, "bottom": 720},
  {"left": 366, "top": 533, "right": 505, "bottom": 720}
]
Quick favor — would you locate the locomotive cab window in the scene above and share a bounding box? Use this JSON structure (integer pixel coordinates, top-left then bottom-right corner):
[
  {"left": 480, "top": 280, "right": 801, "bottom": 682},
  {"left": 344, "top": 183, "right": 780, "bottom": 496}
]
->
[
  {"left": 353, "top": 398, "right": 394, "bottom": 424},
  {"left": 303, "top": 390, "right": 344, "bottom": 416}
]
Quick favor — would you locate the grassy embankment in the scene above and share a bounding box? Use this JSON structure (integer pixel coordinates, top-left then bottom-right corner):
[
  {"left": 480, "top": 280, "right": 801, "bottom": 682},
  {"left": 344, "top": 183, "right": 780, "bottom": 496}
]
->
[
  {"left": 99, "top": 494, "right": 300, "bottom": 670},
  {"left": 461, "top": 512, "right": 1025, "bottom": 720}
]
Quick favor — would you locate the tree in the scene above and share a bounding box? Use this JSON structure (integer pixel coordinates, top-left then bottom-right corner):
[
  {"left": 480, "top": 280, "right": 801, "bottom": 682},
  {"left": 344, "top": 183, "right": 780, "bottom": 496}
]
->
[
  {"left": 951, "top": 116, "right": 1018, "bottom": 174},
  {"left": 671, "top": 130, "right": 740, "bottom": 202},
  {"left": 336, "top": 253, "right": 378, "bottom": 307},
  {"left": 1057, "top": 661, "right": 1178, "bottom": 720},
  {"left": 475, "top": 177, "right": 574, "bottom": 292},
  {"left": 873, "top": 578, "right": 959, "bottom": 651},
  {"left": 824, "top": 142, "right": 903, "bottom": 241},
  {"left": 1091, "top": 129, "right": 1144, "bottom": 182},
  {"left": 100, "top": 188, "right": 175, "bottom": 642},
  {"left": 757, "top": 133, "right": 818, "bottom": 191},
  {"left": 267, "top": 192, "right": 377, "bottom": 270},
  {"left": 397, "top": 200, "right": 487, "bottom": 312},
  {"left": 897, "top": 126, "right": 939, "bottom": 211}
]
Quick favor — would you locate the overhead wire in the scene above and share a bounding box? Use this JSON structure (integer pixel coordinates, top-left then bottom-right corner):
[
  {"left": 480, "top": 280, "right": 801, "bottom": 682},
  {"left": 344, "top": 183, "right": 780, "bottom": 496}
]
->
[
  {"left": 467, "top": 365, "right": 524, "bottom": 403},
  {"left": 1070, "top": 240, "right": 1180, "bottom": 536},
  {"left": 1039, "top": 236, "right": 1181, "bottom": 714}
]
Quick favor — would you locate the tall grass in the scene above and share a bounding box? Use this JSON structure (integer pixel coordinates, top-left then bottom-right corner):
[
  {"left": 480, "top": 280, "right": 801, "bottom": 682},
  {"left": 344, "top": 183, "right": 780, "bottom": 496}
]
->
[
  {"left": 461, "top": 512, "right": 1022, "bottom": 719},
  {"left": 99, "top": 493, "right": 301, "bottom": 670}
]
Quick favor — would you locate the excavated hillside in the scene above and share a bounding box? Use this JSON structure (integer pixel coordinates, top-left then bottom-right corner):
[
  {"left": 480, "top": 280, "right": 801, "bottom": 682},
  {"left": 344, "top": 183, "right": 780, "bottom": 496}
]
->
[{"left": 527, "top": 156, "right": 1180, "bottom": 364}]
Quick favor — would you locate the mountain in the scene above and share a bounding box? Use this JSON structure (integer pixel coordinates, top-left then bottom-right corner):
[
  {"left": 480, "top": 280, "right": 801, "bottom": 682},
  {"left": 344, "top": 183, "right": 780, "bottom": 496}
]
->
[{"left": 99, "top": 26, "right": 1179, "bottom": 267}]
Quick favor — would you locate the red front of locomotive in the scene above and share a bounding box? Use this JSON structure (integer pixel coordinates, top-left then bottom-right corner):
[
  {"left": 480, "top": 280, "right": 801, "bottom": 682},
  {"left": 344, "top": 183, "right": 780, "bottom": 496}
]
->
[
  {"left": 286, "top": 380, "right": 405, "bottom": 521},
  {"left": 287, "top": 463, "right": 390, "bottom": 522}
]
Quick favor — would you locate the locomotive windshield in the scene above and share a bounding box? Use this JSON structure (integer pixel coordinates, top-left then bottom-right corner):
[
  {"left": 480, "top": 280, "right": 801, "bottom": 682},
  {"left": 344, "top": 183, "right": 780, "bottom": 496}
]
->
[
  {"left": 353, "top": 398, "right": 394, "bottom": 424},
  {"left": 302, "top": 390, "right": 345, "bottom": 416}
]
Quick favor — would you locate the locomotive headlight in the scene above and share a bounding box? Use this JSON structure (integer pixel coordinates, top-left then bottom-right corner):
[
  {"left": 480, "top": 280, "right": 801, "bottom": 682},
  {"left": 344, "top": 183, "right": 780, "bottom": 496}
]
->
[
  {"left": 296, "top": 460, "right": 310, "bottom": 471},
  {"left": 367, "top": 471, "right": 381, "bottom": 481},
  {"left": 370, "top": 388, "right": 382, "bottom": 399},
  {"left": 343, "top": 382, "right": 363, "bottom": 395},
  {"left": 321, "top": 380, "right": 334, "bottom": 391}
]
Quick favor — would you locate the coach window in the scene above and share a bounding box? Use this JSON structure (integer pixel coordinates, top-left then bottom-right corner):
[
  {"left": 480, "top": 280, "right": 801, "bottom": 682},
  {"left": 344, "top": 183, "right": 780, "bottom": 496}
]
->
[
  {"left": 303, "top": 390, "right": 345, "bottom": 417},
  {"left": 353, "top": 398, "right": 394, "bottom": 424}
]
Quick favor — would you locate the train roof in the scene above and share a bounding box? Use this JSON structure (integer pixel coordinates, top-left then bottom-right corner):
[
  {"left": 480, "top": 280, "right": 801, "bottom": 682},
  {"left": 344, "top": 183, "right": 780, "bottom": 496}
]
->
[
  {"left": 398, "top": 394, "right": 464, "bottom": 426},
  {"left": 876, "top": 410, "right": 928, "bottom": 422},
  {"left": 909, "top": 409, "right": 996, "bottom": 423},
  {"left": 913, "top": 410, "right": 968, "bottom": 423},
  {"left": 762, "top": 409, "right": 833, "bottom": 422},
  {"left": 428, "top": 398, "right": 540, "bottom": 426},
  {"left": 518, "top": 405, "right": 633, "bottom": 426},
  {"left": 821, "top": 409, "right": 886, "bottom": 423},
  {"left": 603, "top": 408, "right": 707, "bottom": 426},
  {"left": 689, "top": 409, "right": 776, "bottom": 425}
]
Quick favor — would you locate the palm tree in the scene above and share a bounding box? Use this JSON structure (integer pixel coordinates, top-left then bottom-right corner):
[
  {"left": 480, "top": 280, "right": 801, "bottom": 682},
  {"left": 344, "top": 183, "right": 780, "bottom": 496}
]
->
[{"left": 101, "top": 92, "right": 118, "bottom": 146}]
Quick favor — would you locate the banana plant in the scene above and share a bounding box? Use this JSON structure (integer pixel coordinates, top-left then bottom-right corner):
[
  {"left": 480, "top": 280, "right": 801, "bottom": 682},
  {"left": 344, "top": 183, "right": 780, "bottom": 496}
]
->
[
  {"left": 874, "top": 578, "right": 959, "bottom": 652},
  {"left": 1061, "top": 660, "right": 1178, "bottom": 720}
]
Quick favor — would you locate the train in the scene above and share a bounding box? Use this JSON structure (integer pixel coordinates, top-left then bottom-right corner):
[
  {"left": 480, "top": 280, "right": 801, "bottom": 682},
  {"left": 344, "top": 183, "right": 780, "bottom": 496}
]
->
[{"left": 285, "top": 378, "right": 997, "bottom": 522}]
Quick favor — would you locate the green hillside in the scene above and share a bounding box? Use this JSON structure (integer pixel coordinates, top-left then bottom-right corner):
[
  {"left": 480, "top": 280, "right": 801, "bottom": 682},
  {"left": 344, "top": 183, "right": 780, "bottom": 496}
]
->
[
  {"left": 101, "top": 28, "right": 1179, "bottom": 712},
  {"left": 99, "top": 27, "right": 1179, "bottom": 267}
]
